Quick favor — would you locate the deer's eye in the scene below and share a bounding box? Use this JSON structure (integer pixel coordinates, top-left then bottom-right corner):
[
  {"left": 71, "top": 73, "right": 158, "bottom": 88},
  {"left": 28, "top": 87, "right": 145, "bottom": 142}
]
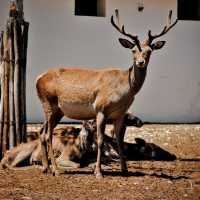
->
[
  {"left": 132, "top": 50, "right": 136, "bottom": 54},
  {"left": 147, "top": 49, "right": 152, "bottom": 54},
  {"left": 141, "top": 52, "right": 147, "bottom": 57}
]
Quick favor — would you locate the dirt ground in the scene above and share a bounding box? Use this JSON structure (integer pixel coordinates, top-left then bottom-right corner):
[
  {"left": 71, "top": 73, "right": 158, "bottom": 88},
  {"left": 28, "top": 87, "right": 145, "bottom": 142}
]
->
[{"left": 0, "top": 124, "right": 200, "bottom": 200}]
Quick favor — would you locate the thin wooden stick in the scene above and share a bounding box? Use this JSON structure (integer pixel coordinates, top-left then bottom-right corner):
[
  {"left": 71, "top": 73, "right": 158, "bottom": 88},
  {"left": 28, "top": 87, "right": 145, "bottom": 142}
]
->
[
  {"left": 2, "top": 26, "right": 10, "bottom": 153},
  {"left": 9, "top": 19, "right": 16, "bottom": 149},
  {"left": 0, "top": 32, "right": 5, "bottom": 158},
  {"left": 0, "top": 31, "right": 4, "bottom": 63},
  {"left": 21, "top": 21, "right": 29, "bottom": 142},
  {"left": 0, "top": 63, "right": 4, "bottom": 157},
  {"left": 16, "top": 0, "right": 24, "bottom": 21},
  {"left": 13, "top": 20, "right": 22, "bottom": 145}
]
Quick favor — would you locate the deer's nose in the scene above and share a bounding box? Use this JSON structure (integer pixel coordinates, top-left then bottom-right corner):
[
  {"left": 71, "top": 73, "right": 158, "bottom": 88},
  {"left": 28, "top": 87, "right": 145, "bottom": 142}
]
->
[{"left": 138, "top": 60, "right": 145, "bottom": 65}]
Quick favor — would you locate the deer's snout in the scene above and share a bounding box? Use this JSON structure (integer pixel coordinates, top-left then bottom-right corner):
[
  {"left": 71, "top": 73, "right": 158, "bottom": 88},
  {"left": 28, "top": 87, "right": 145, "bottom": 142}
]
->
[
  {"left": 138, "top": 60, "right": 145, "bottom": 65},
  {"left": 136, "top": 59, "right": 145, "bottom": 68}
]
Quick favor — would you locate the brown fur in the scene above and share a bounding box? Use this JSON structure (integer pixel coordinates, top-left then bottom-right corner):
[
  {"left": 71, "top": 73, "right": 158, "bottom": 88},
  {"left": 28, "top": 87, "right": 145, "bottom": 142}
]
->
[
  {"left": 36, "top": 11, "right": 177, "bottom": 177},
  {"left": 1, "top": 116, "right": 176, "bottom": 170},
  {"left": 1, "top": 140, "right": 39, "bottom": 168},
  {"left": 0, "top": 126, "right": 81, "bottom": 169}
]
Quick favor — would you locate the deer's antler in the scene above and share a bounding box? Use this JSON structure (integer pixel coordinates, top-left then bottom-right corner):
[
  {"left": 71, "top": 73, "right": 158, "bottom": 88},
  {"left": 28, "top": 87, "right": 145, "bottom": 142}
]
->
[
  {"left": 147, "top": 10, "right": 178, "bottom": 44},
  {"left": 111, "top": 9, "right": 142, "bottom": 51}
]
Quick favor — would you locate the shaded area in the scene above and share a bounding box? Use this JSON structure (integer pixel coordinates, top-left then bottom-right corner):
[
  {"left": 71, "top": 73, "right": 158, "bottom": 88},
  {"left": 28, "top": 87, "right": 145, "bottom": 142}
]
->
[{"left": 102, "top": 136, "right": 176, "bottom": 161}]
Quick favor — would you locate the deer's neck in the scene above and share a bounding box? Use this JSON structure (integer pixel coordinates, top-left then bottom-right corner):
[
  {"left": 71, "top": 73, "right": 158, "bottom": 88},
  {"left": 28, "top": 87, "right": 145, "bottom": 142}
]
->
[{"left": 129, "top": 65, "right": 147, "bottom": 95}]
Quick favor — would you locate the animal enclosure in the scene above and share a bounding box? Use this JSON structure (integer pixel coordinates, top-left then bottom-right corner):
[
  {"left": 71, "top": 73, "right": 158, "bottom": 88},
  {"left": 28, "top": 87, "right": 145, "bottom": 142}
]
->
[
  {"left": 0, "top": 124, "right": 199, "bottom": 200},
  {"left": 0, "top": 0, "right": 199, "bottom": 199},
  {"left": 1, "top": 0, "right": 200, "bottom": 123}
]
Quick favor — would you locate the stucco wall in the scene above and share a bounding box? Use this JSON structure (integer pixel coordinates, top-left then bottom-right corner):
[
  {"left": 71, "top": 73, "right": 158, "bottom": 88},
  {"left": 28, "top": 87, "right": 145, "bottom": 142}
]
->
[{"left": 0, "top": 0, "right": 200, "bottom": 123}]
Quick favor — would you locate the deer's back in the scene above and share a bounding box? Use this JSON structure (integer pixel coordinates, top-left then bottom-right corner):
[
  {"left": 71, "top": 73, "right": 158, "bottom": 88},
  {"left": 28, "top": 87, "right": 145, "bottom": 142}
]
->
[
  {"left": 36, "top": 67, "right": 132, "bottom": 119},
  {"left": 36, "top": 67, "right": 128, "bottom": 97}
]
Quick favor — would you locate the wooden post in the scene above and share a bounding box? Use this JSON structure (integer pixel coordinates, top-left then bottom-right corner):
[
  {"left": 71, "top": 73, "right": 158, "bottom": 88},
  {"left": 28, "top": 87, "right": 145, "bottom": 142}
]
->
[
  {"left": 0, "top": 0, "right": 29, "bottom": 157},
  {"left": 0, "top": 32, "right": 4, "bottom": 157},
  {"left": 16, "top": 0, "right": 24, "bottom": 21},
  {"left": 21, "top": 21, "right": 29, "bottom": 142},
  {"left": 9, "top": 19, "right": 16, "bottom": 149},
  {"left": 13, "top": 19, "right": 22, "bottom": 144},
  {"left": 2, "top": 27, "right": 10, "bottom": 153},
  {"left": 15, "top": 0, "right": 28, "bottom": 143},
  {"left": 0, "top": 31, "right": 4, "bottom": 63}
]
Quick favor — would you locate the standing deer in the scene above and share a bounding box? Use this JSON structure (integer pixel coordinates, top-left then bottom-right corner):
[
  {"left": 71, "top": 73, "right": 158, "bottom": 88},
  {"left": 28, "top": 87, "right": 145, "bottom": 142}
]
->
[{"left": 36, "top": 10, "right": 177, "bottom": 178}]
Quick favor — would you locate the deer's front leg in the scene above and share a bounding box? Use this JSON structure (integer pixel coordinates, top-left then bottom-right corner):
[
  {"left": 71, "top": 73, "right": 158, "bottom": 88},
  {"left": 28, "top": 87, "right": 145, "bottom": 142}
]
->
[
  {"left": 95, "top": 112, "right": 106, "bottom": 178},
  {"left": 47, "top": 120, "right": 61, "bottom": 176},
  {"left": 40, "top": 122, "right": 49, "bottom": 173},
  {"left": 114, "top": 116, "right": 128, "bottom": 175}
]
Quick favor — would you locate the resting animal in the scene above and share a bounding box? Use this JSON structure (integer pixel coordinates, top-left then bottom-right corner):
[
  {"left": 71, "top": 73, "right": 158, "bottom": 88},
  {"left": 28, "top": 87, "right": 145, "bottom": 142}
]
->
[{"left": 0, "top": 126, "right": 80, "bottom": 168}]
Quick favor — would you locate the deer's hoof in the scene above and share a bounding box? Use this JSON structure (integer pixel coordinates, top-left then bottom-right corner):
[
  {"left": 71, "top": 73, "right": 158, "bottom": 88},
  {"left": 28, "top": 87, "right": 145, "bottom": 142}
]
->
[
  {"left": 53, "top": 170, "right": 60, "bottom": 177},
  {"left": 94, "top": 169, "right": 103, "bottom": 178},
  {"left": 52, "top": 168, "right": 61, "bottom": 176},
  {"left": 0, "top": 163, "right": 7, "bottom": 169},
  {"left": 42, "top": 166, "right": 48, "bottom": 174},
  {"left": 95, "top": 172, "right": 103, "bottom": 179},
  {"left": 121, "top": 169, "right": 129, "bottom": 177}
]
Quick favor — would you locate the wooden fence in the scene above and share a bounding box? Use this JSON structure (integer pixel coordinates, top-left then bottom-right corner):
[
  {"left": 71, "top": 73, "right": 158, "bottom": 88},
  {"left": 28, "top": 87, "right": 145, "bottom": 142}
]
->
[{"left": 0, "top": 1, "right": 29, "bottom": 158}]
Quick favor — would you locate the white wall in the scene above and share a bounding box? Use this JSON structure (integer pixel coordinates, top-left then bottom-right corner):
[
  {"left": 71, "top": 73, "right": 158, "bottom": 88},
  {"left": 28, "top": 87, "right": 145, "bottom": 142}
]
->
[{"left": 0, "top": 0, "right": 200, "bottom": 123}]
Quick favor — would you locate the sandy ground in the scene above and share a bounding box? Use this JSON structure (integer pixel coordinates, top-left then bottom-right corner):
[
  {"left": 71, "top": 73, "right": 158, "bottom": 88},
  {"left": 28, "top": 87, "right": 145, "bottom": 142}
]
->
[{"left": 0, "top": 124, "right": 199, "bottom": 200}]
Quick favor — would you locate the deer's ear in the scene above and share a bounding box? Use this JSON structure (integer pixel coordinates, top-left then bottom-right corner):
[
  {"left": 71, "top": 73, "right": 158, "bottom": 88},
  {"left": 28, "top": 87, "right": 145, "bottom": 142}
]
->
[
  {"left": 119, "top": 38, "right": 135, "bottom": 49},
  {"left": 151, "top": 41, "right": 166, "bottom": 50}
]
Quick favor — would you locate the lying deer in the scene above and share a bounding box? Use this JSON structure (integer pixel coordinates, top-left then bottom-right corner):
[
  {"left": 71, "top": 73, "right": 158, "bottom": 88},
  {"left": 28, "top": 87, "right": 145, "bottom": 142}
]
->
[
  {"left": 0, "top": 126, "right": 80, "bottom": 169},
  {"left": 0, "top": 113, "right": 143, "bottom": 169},
  {"left": 1, "top": 140, "right": 39, "bottom": 169},
  {"left": 36, "top": 10, "right": 177, "bottom": 177},
  {"left": 30, "top": 126, "right": 81, "bottom": 165}
]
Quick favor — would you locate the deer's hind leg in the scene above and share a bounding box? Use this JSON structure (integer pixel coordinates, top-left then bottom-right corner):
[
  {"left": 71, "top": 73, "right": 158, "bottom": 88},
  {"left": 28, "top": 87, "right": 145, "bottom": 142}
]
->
[
  {"left": 40, "top": 121, "right": 49, "bottom": 173},
  {"left": 95, "top": 112, "right": 106, "bottom": 178},
  {"left": 40, "top": 100, "right": 64, "bottom": 174},
  {"left": 46, "top": 108, "right": 64, "bottom": 175},
  {"left": 113, "top": 116, "right": 128, "bottom": 175}
]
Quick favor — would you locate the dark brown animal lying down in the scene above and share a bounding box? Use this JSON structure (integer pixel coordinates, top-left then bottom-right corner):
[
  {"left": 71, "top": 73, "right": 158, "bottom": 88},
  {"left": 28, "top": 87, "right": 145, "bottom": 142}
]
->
[
  {"left": 77, "top": 119, "right": 176, "bottom": 166},
  {"left": 0, "top": 114, "right": 176, "bottom": 169}
]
